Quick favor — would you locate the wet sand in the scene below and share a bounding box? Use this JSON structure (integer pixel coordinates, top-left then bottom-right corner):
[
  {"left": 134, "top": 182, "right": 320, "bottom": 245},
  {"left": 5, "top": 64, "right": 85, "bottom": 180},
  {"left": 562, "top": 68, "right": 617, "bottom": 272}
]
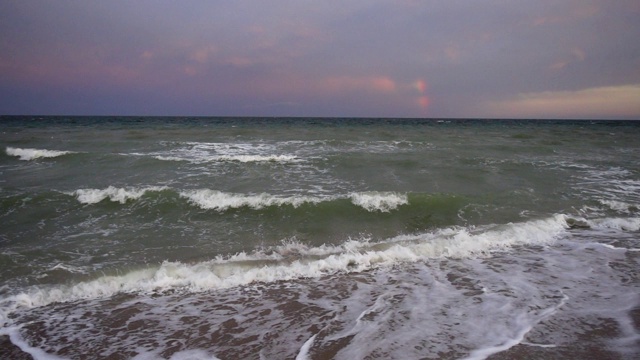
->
[
  {"left": 2, "top": 278, "right": 637, "bottom": 359},
  {"left": 0, "top": 335, "right": 34, "bottom": 360}
]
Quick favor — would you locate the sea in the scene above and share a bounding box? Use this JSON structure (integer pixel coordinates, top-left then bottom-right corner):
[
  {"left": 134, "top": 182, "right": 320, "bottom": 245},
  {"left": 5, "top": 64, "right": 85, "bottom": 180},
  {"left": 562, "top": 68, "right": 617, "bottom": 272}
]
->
[{"left": 0, "top": 117, "right": 638, "bottom": 360}]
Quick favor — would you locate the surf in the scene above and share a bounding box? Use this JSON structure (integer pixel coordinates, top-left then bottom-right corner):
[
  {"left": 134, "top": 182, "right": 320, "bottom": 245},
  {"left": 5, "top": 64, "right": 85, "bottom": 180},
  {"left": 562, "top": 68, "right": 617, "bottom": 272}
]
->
[
  {"left": 0, "top": 214, "right": 576, "bottom": 325},
  {"left": 66, "top": 186, "right": 411, "bottom": 213},
  {"left": 5, "top": 147, "right": 76, "bottom": 161}
]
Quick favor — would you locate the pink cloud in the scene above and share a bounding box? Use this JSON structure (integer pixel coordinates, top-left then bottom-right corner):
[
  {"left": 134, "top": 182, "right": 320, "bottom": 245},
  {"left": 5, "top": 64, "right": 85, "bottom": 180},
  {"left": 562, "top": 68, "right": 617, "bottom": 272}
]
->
[
  {"left": 413, "top": 79, "right": 427, "bottom": 93},
  {"left": 417, "top": 95, "right": 430, "bottom": 109}
]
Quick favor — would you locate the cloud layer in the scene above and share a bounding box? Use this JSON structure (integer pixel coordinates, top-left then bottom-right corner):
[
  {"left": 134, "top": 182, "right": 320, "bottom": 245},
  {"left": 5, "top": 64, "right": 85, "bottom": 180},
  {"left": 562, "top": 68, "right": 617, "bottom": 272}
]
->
[{"left": 1, "top": 0, "right": 639, "bottom": 118}]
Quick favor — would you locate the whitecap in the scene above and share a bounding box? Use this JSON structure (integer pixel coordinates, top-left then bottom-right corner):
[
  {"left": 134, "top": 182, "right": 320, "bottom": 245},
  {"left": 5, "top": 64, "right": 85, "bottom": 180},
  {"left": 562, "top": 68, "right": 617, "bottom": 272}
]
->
[
  {"left": 589, "top": 217, "right": 640, "bottom": 231},
  {"left": 6, "top": 147, "right": 75, "bottom": 161},
  {"left": 599, "top": 199, "right": 638, "bottom": 213},
  {"left": 179, "top": 189, "right": 325, "bottom": 211},
  {"left": 349, "top": 192, "right": 408, "bottom": 212},
  {"left": 70, "top": 186, "right": 169, "bottom": 204},
  {"left": 180, "top": 189, "right": 409, "bottom": 212}
]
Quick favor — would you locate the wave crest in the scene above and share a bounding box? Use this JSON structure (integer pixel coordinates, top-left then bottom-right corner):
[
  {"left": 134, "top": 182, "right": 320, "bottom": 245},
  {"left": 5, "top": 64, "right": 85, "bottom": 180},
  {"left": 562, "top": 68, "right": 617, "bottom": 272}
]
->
[
  {"left": 71, "top": 186, "right": 169, "bottom": 204},
  {"left": 6, "top": 147, "right": 75, "bottom": 161},
  {"left": 349, "top": 192, "right": 408, "bottom": 212},
  {"left": 180, "top": 190, "right": 409, "bottom": 212},
  {"left": 65, "top": 187, "right": 423, "bottom": 213},
  {"left": 179, "top": 189, "right": 325, "bottom": 211},
  {"left": 154, "top": 154, "right": 299, "bottom": 163}
]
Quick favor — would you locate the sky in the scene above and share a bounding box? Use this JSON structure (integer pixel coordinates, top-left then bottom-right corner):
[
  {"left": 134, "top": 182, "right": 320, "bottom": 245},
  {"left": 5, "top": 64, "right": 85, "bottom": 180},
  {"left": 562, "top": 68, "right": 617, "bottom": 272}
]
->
[{"left": 1, "top": 0, "right": 639, "bottom": 119}]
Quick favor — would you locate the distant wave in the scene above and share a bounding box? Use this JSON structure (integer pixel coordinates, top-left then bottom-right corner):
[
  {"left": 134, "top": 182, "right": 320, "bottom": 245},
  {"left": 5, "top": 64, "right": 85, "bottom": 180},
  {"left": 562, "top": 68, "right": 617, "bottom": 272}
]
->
[
  {"left": 126, "top": 141, "right": 302, "bottom": 164},
  {"left": 6, "top": 147, "right": 75, "bottom": 161},
  {"left": 0, "top": 214, "right": 572, "bottom": 318},
  {"left": 153, "top": 154, "right": 299, "bottom": 163}
]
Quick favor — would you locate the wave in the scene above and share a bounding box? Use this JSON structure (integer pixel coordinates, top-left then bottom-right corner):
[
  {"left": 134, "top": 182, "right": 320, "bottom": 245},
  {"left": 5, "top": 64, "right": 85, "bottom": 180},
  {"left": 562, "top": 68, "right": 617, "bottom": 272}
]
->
[
  {"left": 598, "top": 199, "right": 639, "bottom": 214},
  {"left": 179, "top": 189, "right": 326, "bottom": 210},
  {"left": 0, "top": 214, "right": 572, "bottom": 321},
  {"left": 127, "top": 142, "right": 301, "bottom": 164},
  {"left": 565, "top": 215, "right": 640, "bottom": 231},
  {"left": 5, "top": 147, "right": 75, "bottom": 161},
  {"left": 586, "top": 217, "right": 640, "bottom": 231},
  {"left": 154, "top": 154, "right": 299, "bottom": 163},
  {"left": 68, "top": 186, "right": 169, "bottom": 204},
  {"left": 349, "top": 192, "right": 408, "bottom": 212},
  {"left": 66, "top": 186, "right": 409, "bottom": 212},
  {"left": 180, "top": 189, "right": 408, "bottom": 212}
]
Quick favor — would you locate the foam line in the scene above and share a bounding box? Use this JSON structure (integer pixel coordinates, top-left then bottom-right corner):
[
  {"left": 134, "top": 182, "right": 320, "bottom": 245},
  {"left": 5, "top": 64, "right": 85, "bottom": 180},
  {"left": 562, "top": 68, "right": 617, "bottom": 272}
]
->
[
  {"left": 0, "top": 327, "right": 66, "bottom": 360},
  {"left": 463, "top": 293, "right": 568, "bottom": 360},
  {"left": 295, "top": 333, "right": 317, "bottom": 360}
]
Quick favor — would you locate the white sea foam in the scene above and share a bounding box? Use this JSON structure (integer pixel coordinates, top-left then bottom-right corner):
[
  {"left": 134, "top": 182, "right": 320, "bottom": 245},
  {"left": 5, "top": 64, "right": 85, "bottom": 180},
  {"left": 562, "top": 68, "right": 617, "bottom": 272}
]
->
[
  {"left": 71, "top": 186, "right": 169, "bottom": 204},
  {"left": 588, "top": 217, "right": 640, "bottom": 231},
  {"left": 154, "top": 154, "right": 298, "bottom": 163},
  {"left": 132, "top": 349, "right": 221, "bottom": 360},
  {"left": 463, "top": 293, "right": 568, "bottom": 360},
  {"left": 599, "top": 199, "right": 638, "bottom": 213},
  {"left": 180, "top": 189, "right": 409, "bottom": 212},
  {"left": 590, "top": 243, "right": 640, "bottom": 252},
  {"left": 49, "top": 263, "right": 87, "bottom": 274},
  {"left": 6, "top": 147, "right": 75, "bottom": 161},
  {"left": 0, "top": 214, "right": 571, "bottom": 323},
  {"left": 349, "top": 192, "right": 408, "bottom": 212},
  {"left": 141, "top": 142, "right": 300, "bottom": 164},
  {"left": 179, "top": 190, "right": 326, "bottom": 211},
  {"left": 214, "top": 154, "right": 298, "bottom": 163},
  {"left": 295, "top": 333, "right": 317, "bottom": 360},
  {"left": 66, "top": 186, "right": 410, "bottom": 211},
  {"left": 0, "top": 326, "right": 66, "bottom": 360}
]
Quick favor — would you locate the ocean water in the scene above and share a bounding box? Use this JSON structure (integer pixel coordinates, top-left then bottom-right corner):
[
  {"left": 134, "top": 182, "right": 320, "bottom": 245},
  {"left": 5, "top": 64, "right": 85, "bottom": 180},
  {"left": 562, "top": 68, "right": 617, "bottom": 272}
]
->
[{"left": 0, "top": 117, "right": 638, "bottom": 359}]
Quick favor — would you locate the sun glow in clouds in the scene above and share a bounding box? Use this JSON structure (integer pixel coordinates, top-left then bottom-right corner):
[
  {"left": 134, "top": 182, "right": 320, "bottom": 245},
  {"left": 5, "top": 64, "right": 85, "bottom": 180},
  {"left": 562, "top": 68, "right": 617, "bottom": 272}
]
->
[
  {"left": 413, "top": 79, "right": 427, "bottom": 93},
  {"left": 485, "top": 84, "right": 640, "bottom": 119},
  {"left": 413, "top": 79, "right": 430, "bottom": 111}
]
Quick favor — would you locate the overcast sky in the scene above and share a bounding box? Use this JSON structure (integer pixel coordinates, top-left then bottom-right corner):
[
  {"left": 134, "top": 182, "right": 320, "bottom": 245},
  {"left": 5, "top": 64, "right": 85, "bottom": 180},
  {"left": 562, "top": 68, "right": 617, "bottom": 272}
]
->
[{"left": 1, "top": 0, "right": 639, "bottom": 118}]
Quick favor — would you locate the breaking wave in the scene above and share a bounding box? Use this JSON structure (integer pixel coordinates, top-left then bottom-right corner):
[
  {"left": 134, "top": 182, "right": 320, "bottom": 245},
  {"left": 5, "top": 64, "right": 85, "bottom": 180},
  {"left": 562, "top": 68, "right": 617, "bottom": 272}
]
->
[
  {"left": 179, "top": 189, "right": 325, "bottom": 210},
  {"left": 349, "top": 192, "right": 409, "bottom": 212},
  {"left": 565, "top": 212, "right": 640, "bottom": 231},
  {"left": 67, "top": 186, "right": 409, "bottom": 213},
  {"left": 68, "top": 186, "right": 169, "bottom": 204},
  {"left": 6, "top": 147, "right": 76, "bottom": 161},
  {"left": 0, "top": 214, "right": 573, "bottom": 322}
]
